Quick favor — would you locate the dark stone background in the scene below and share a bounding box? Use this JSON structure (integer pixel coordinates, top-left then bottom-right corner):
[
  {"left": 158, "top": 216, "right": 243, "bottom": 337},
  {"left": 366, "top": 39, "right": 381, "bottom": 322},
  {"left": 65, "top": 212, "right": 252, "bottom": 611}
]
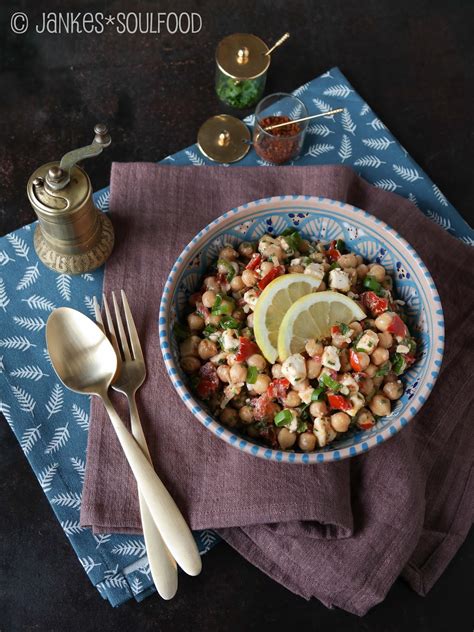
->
[{"left": 0, "top": 1, "right": 472, "bottom": 630}]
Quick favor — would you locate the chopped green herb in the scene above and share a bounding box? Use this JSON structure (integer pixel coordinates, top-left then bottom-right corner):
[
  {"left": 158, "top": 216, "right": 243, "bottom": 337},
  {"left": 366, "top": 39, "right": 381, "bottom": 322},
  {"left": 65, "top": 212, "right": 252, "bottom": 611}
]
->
[
  {"left": 319, "top": 373, "right": 340, "bottom": 391},
  {"left": 337, "top": 322, "right": 350, "bottom": 336},
  {"left": 391, "top": 353, "right": 407, "bottom": 376},
  {"left": 311, "top": 387, "right": 325, "bottom": 401},
  {"left": 363, "top": 275, "right": 382, "bottom": 293},
  {"left": 173, "top": 322, "right": 190, "bottom": 341},
  {"left": 203, "top": 324, "right": 217, "bottom": 338},
  {"left": 280, "top": 229, "right": 302, "bottom": 252},
  {"left": 220, "top": 316, "right": 241, "bottom": 330},
  {"left": 335, "top": 239, "right": 346, "bottom": 253},
  {"left": 246, "top": 366, "right": 258, "bottom": 384},
  {"left": 297, "top": 420, "right": 308, "bottom": 433},
  {"left": 217, "top": 258, "right": 236, "bottom": 282},
  {"left": 274, "top": 409, "right": 293, "bottom": 427},
  {"left": 329, "top": 262, "right": 341, "bottom": 271},
  {"left": 211, "top": 294, "right": 234, "bottom": 316}
]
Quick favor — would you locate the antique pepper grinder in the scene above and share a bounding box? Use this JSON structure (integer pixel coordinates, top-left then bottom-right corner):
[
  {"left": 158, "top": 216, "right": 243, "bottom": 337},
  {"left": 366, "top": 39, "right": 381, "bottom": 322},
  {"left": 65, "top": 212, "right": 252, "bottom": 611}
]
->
[{"left": 27, "top": 124, "right": 114, "bottom": 274}]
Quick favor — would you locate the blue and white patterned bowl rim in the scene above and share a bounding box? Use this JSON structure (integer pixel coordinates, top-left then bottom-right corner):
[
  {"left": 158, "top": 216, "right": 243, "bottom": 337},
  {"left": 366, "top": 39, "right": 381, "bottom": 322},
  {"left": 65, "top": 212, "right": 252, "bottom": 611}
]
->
[{"left": 159, "top": 196, "right": 444, "bottom": 464}]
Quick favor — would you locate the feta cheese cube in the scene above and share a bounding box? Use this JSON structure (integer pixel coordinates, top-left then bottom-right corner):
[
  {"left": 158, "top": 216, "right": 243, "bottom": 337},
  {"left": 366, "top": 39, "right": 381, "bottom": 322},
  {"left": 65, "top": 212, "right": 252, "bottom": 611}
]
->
[
  {"left": 222, "top": 330, "right": 239, "bottom": 352},
  {"left": 304, "top": 262, "right": 325, "bottom": 286},
  {"left": 321, "top": 345, "right": 341, "bottom": 371},
  {"left": 328, "top": 268, "right": 351, "bottom": 292},
  {"left": 396, "top": 344, "right": 410, "bottom": 354},
  {"left": 298, "top": 385, "right": 315, "bottom": 405},
  {"left": 356, "top": 330, "right": 379, "bottom": 354},
  {"left": 340, "top": 373, "right": 359, "bottom": 394},
  {"left": 243, "top": 289, "right": 259, "bottom": 310},
  {"left": 346, "top": 392, "right": 366, "bottom": 417},
  {"left": 281, "top": 353, "right": 307, "bottom": 386},
  {"left": 313, "top": 416, "right": 337, "bottom": 447},
  {"left": 287, "top": 410, "right": 299, "bottom": 433}
]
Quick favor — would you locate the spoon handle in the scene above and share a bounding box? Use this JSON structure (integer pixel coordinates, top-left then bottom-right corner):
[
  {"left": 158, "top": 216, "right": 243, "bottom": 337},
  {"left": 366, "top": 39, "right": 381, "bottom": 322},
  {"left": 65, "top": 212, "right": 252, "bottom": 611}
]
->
[{"left": 100, "top": 393, "right": 202, "bottom": 577}]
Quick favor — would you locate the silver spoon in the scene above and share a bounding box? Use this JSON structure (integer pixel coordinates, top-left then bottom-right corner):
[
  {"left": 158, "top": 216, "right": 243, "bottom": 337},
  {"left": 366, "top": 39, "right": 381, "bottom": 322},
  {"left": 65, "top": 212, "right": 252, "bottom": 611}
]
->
[{"left": 46, "top": 307, "right": 202, "bottom": 579}]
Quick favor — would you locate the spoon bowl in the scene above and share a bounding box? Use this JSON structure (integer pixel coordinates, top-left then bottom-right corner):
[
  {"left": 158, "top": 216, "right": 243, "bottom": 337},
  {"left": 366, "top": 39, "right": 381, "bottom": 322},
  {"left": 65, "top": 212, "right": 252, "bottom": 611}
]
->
[{"left": 46, "top": 307, "right": 117, "bottom": 395}]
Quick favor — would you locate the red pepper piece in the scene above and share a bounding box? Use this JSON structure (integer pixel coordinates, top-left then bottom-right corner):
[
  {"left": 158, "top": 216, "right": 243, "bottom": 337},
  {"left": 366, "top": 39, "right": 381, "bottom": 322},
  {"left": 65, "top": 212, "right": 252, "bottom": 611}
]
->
[
  {"left": 327, "top": 394, "right": 352, "bottom": 411},
  {"left": 331, "top": 325, "right": 341, "bottom": 336},
  {"left": 349, "top": 349, "right": 363, "bottom": 372},
  {"left": 327, "top": 240, "right": 341, "bottom": 262},
  {"left": 235, "top": 337, "right": 260, "bottom": 362},
  {"left": 245, "top": 253, "right": 262, "bottom": 270},
  {"left": 267, "top": 377, "right": 290, "bottom": 400},
  {"left": 196, "top": 362, "right": 219, "bottom": 399},
  {"left": 258, "top": 266, "right": 284, "bottom": 291},
  {"left": 358, "top": 418, "right": 375, "bottom": 430},
  {"left": 405, "top": 353, "right": 416, "bottom": 366},
  {"left": 253, "top": 392, "right": 280, "bottom": 422},
  {"left": 387, "top": 313, "right": 408, "bottom": 338},
  {"left": 361, "top": 291, "right": 389, "bottom": 317}
]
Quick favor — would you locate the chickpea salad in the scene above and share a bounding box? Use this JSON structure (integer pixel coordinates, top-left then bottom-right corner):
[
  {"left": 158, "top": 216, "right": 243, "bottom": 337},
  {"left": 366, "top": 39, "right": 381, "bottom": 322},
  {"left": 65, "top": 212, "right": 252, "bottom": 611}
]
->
[{"left": 175, "top": 230, "right": 417, "bottom": 453}]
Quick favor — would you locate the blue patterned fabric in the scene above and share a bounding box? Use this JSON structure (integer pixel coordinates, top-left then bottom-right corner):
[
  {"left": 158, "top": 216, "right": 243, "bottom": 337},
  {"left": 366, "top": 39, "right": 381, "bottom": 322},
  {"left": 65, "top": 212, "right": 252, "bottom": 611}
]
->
[{"left": 0, "top": 66, "right": 471, "bottom": 607}]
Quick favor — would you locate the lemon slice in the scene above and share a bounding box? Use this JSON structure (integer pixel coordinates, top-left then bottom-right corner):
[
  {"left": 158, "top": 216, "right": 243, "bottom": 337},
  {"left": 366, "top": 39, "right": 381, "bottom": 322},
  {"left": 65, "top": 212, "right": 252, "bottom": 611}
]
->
[
  {"left": 277, "top": 291, "right": 366, "bottom": 361},
  {"left": 253, "top": 274, "right": 323, "bottom": 363}
]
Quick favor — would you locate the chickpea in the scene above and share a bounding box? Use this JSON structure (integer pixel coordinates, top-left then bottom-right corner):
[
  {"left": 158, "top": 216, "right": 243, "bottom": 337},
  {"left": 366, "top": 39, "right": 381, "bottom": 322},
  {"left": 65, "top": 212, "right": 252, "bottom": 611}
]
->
[
  {"left": 247, "top": 354, "right": 267, "bottom": 371},
  {"left": 306, "top": 358, "right": 322, "bottom": 379},
  {"left": 363, "top": 318, "right": 376, "bottom": 330},
  {"left": 373, "top": 376, "right": 384, "bottom": 388},
  {"left": 232, "top": 308, "right": 246, "bottom": 322},
  {"left": 198, "top": 339, "right": 218, "bottom": 360},
  {"left": 239, "top": 241, "right": 255, "bottom": 258},
  {"left": 369, "top": 393, "right": 391, "bottom": 416},
  {"left": 246, "top": 313, "right": 254, "bottom": 328},
  {"left": 271, "top": 363, "right": 283, "bottom": 379},
  {"left": 219, "top": 246, "right": 238, "bottom": 261},
  {"left": 339, "top": 349, "right": 351, "bottom": 372},
  {"left": 371, "top": 347, "right": 389, "bottom": 366},
  {"left": 208, "top": 314, "right": 222, "bottom": 327},
  {"left": 338, "top": 253, "right": 358, "bottom": 268},
  {"left": 310, "top": 401, "right": 328, "bottom": 417},
  {"left": 230, "top": 275, "right": 245, "bottom": 292},
  {"left": 383, "top": 380, "right": 403, "bottom": 400},
  {"left": 293, "top": 379, "right": 310, "bottom": 392},
  {"left": 365, "top": 364, "right": 378, "bottom": 377},
  {"left": 220, "top": 408, "right": 239, "bottom": 427},
  {"left": 330, "top": 412, "right": 350, "bottom": 433},
  {"left": 375, "top": 312, "right": 394, "bottom": 332},
  {"left": 202, "top": 290, "right": 216, "bottom": 308},
  {"left": 299, "top": 239, "right": 310, "bottom": 253},
  {"left": 357, "top": 408, "right": 375, "bottom": 429},
  {"left": 180, "top": 356, "right": 201, "bottom": 373},
  {"left": 204, "top": 276, "right": 220, "bottom": 292},
  {"left": 289, "top": 264, "right": 305, "bottom": 273},
  {"left": 316, "top": 281, "right": 327, "bottom": 292},
  {"left": 239, "top": 405, "right": 254, "bottom": 424},
  {"left": 305, "top": 339, "right": 324, "bottom": 357},
  {"left": 322, "top": 262, "right": 331, "bottom": 272},
  {"left": 253, "top": 374, "right": 271, "bottom": 394},
  {"left": 216, "top": 365, "right": 231, "bottom": 383},
  {"left": 382, "top": 276, "right": 393, "bottom": 291},
  {"left": 368, "top": 263, "right": 386, "bottom": 282},
  {"left": 384, "top": 372, "right": 398, "bottom": 383},
  {"left": 242, "top": 269, "right": 257, "bottom": 287},
  {"left": 187, "top": 313, "right": 204, "bottom": 331},
  {"left": 260, "top": 261, "right": 274, "bottom": 276},
  {"left": 355, "top": 254, "right": 364, "bottom": 266},
  {"left": 285, "top": 391, "right": 302, "bottom": 408},
  {"left": 345, "top": 267, "right": 358, "bottom": 285},
  {"left": 179, "top": 335, "right": 201, "bottom": 357},
  {"left": 278, "top": 427, "right": 297, "bottom": 449},
  {"left": 349, "top": 321, "right": 363, "bottom": 335},
  {"left": 229, "top": 363, "right": 247, "bottom": 383},
  {"left": 298, "top": 432, "right": 317, "bottom": 452},
  {"left": 359, "top": 377, "right": 374, "bottom": 396},
  {"left": 357, "top": 263, "right": 369, "bottom": 278},
  {"left": 353, "top": 351, "right": 370, "bottom": 371},
  {"left": 377, "top": 332, "right": 393, "bottom": 349}
]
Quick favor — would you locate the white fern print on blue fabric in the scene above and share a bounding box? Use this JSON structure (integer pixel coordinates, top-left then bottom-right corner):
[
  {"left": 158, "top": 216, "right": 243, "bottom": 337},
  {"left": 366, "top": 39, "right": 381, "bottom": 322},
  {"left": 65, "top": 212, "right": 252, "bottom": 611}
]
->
[
  {"left": 22, "top": 294, "right": 56, "bottom": 311},
  {"left": 10, "top": 365, "right": 49, "bottom": 381},
  {"left": 432, "top": 184, "right": 449, "bottom": 207},
  {"left": 307, "top": 123, "right": 334, "bottom": 137},
  {"left": 20, "top": 424, "right": 42, "bottom": 455},
  {"left": 0, "top": 278, "right": 10, "bottom": 312},
  {"left": 56, "top": 274, "right": 72, "bottom": 301},
  {"left": 341, "top": 109, "right": 356, "bottom": 135},
  {"left": 353, "top": 155, "right": 386, "bottom": 168},
  {"left": 11, "top": 385, "right": 36, "bottom": 414},
  {"left": 305, "top": 144, "right": 335, "bottom": 158},
  {"left": 426, "top": 210, "right": 452, "bottom": 230},
  {"left": 46, "top": 383, "right": 64, "bottom": 418},
  {"left": 16, "top": 263, "right": 40, "bottom": 291},
  {"left": 72, "top": 403, "right": 89, "bottom": 431},
  {"left": 38, "top": 462, "right": 59, "bottom": 493},
  {"left": 392, "top": 165, "right": 424, "bottom": 183},
  {"left": 70, "top": 457, "right": 86, "bottom": 482},
  {"left": 13, "top": 316, "right": 46, "bottom": 331},
  {"left": 6, "top": 234, "right": 29, "bottom": 260},
  {"left": 374, "top": 178, "right": 402, "bottom": 192},
  {"left": 111, "top": 540, "right": 147, "bottom": 557},
  {"left": 0, "top": 251, "right": 15, "bottom": 266},
  {"left": 44, "top": 423, "right": 70, "bottom": 454},
  {"left": 322, "top": 84, "right": 353, "bottom": 98},
  {"left": 338, "top": 135, "right": 352, "bottom": 162},
  {"left": 185, "top": 150, "right": 205, "bottom": 166},
  {"left": 0, "top": 336, "right": 36, "bottom": 351},
  {"left": 52, "top": 492, "right": 82, "bottom": 509},
  {"left": 362, "top": 137, "right": 395, "bottom": 151},
  {"left": 312, "top": 98, "right": 336, "bottom": 120}
]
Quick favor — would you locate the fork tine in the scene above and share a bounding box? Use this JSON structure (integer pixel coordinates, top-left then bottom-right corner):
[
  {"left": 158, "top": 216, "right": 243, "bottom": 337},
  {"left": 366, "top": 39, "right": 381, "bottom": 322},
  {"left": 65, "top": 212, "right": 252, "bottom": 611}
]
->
[
  {"left": 103, "top": 294, "right": 122, "bottom": 361},
  {"left": 120, "top": 289, "right": 144, "bottom": 363},
  {"left": 93, "top": 296, "right": 105, "bottom": 333},
  {"left": 112, "top": 291, "right": 132, "bottom": 361}
]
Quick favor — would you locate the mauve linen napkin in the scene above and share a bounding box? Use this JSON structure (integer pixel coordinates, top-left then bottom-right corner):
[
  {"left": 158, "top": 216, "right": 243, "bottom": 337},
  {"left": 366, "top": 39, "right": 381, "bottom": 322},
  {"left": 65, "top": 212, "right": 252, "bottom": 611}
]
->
[{"left": 80, "top": 164, "right": 474, "bottom": 615}]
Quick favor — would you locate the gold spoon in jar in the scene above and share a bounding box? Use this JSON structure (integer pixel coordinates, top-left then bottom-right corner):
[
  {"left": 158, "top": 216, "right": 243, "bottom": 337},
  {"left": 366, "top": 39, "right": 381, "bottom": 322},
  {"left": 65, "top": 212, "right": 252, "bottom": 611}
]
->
[{"left": 262, "top": 108, "right": 344, "bottom": 131}]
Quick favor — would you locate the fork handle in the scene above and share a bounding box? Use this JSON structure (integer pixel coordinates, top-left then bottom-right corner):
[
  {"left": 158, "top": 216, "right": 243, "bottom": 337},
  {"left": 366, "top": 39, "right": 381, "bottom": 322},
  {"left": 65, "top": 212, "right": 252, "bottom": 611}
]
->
[
  {"left": 128, "top": 395, "right": 178, "bottom": 599},
  {"left": 100, "top": 392, "right": 202, "bottom": 577}
]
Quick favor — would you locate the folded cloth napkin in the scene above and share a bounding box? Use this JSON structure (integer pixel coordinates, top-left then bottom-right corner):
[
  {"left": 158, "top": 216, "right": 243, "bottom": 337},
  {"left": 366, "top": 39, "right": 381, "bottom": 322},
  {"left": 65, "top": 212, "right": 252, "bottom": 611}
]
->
[{"left": 80, "top": 164, "right": 474, "bottom": 616}]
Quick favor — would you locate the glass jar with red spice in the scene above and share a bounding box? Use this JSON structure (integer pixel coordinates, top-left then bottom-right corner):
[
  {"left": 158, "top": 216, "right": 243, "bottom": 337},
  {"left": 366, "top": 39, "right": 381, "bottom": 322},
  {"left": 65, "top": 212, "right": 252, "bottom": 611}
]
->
[{"left": 253, "top": 93, "right": 308, "bottom": 164}]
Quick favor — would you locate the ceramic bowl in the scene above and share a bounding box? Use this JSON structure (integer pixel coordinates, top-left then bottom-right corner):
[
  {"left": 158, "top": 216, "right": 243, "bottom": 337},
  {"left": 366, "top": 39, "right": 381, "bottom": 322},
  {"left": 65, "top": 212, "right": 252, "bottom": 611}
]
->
[{"left": 159, "top": 196, "right": 444, "bottom": 464}]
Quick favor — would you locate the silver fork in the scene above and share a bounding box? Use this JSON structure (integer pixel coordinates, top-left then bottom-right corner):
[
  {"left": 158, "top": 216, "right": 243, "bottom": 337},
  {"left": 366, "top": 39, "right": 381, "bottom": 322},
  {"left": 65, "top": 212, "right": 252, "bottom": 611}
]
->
[{"left": 94, "top": 291, "right": 199, "bottom": 598}]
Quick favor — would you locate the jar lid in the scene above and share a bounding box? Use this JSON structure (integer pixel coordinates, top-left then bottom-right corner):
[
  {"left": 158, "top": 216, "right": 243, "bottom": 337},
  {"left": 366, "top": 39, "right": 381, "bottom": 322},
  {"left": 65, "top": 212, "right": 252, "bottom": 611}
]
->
[
  {"left": 197, "top": 115, "right": 251, "bottom": 163},
  {"left": 216, "top": 33, "right": 270, "bottom": 80}
]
